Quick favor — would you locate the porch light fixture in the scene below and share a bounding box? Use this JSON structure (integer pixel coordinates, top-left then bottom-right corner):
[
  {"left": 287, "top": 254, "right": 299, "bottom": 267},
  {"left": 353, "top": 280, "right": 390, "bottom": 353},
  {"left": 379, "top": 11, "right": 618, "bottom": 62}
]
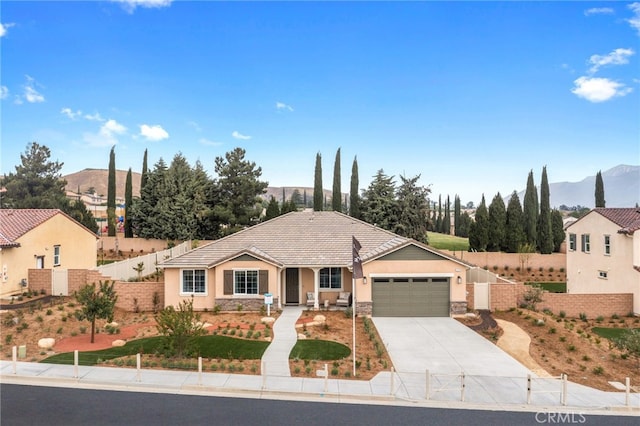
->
[
  {"left": 363, "top": 277, "right": 367, "bottom": 285},
  {"left": 457, "top": 276, "right": 462, "bottom": 285}
]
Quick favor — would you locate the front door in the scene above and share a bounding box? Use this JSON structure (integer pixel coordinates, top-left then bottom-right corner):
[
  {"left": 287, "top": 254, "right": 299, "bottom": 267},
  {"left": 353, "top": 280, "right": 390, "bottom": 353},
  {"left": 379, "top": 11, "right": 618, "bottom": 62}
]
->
[{"left": 285, "top": 268, "right": 299, "bottom": 304}]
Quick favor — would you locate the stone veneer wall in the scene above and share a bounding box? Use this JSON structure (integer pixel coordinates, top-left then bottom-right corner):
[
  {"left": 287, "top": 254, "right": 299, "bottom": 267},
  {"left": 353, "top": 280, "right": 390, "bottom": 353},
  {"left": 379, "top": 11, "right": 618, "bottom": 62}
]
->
[
  {"left": 356, "top": 301, "right": 372, "bottom": 316},
  {"left": 214, "top": 298, "right": 279, "bottom": 312},
  {"left": 450, "top": 301, "right": 467, "bottom": 315}
]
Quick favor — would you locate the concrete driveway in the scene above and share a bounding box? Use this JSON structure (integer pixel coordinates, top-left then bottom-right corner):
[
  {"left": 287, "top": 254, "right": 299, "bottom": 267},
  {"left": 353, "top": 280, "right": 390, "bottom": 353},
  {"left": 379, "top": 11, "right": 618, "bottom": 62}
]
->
[{"left": 372, "top": 317, "right": 533, "bottom": 377}]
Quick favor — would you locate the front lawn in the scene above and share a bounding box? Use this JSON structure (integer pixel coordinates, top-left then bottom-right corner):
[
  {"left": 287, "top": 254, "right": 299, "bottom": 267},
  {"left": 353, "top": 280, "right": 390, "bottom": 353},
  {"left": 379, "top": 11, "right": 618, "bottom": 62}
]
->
[
  {"left": 289, "top": 340, "right": 351, "bottom": 360},
  {"left": 42, "top": 335, "right": 270, "bottom": 366}
]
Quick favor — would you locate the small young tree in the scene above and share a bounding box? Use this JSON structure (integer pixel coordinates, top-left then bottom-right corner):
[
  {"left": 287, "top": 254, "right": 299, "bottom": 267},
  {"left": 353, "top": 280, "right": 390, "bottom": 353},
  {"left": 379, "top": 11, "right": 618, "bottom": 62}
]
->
[
  {"left": 133, "top": 262, "right": 145, "bottom": 280},
  {"left": 155, "top": 298, "right": 206, "bottom": 357},
  {"left": 75, "top": 281, "right": 118, "bottom": 343}
]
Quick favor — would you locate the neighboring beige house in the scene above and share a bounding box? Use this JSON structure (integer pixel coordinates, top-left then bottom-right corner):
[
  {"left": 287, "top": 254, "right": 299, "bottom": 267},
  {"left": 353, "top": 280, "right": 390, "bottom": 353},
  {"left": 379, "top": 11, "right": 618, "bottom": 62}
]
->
[
  {"left": 566, "top": 208, "right": 640, "bottom": 315},
  {"left": 161, "top": 211, "right": 471, "bottom": 317},
  {"left": 0, "top": 209, "right": 98, "bottom": 298}
]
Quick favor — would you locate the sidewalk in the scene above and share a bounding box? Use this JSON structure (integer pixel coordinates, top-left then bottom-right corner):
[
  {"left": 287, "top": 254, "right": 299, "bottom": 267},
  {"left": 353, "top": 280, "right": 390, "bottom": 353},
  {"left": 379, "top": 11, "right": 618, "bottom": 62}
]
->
[{"left": 1, "top": 306, "right": 638, "bottom": 414}]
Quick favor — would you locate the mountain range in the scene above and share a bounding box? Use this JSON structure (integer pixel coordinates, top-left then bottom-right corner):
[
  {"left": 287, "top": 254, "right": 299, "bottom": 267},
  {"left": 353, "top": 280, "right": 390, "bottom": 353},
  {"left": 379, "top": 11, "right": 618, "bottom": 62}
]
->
[{"left": 64, "top": 164, "right": 639, "bottom": 209}]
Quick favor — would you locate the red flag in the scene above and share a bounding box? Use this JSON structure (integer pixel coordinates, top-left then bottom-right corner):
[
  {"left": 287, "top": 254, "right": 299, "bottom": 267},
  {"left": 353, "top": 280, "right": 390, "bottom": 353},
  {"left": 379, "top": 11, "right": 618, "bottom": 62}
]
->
[{"left": 352, "top": 236, "right": 363, "bottom": 279}]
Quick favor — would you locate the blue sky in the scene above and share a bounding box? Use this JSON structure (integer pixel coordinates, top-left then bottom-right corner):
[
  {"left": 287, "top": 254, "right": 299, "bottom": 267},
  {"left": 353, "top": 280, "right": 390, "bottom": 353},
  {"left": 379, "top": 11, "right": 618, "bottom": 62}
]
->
[{"left": 2, "top": 1, "right": 639, "bottom": 205}]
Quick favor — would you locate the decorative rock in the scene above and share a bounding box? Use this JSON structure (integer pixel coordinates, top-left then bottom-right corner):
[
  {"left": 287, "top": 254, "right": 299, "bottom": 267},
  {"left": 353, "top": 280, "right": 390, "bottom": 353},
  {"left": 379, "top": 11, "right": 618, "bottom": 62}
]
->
[
  {"left": 297, "top": 333, "right": 307, "bottom": 340},
  {"left": 313, "top": 315, "right": 326, "bottom": 323},
  {"left": 38, "top": 338, "right": 55, "bottom": 349},
  {"left": 106, "top": 321, "right": 119, "bottom": 328},
  {"left": 112, "top": 339, "right": 126, "bottom": 347},
  {"left": 261, "top": 317, "right": 275, "bottom": 324},
  {"left": 464, "top": 313, "right": 477, "bottom": 319},
  {"left": 264, "top": 337, "right": 272, "bottom": 342}
]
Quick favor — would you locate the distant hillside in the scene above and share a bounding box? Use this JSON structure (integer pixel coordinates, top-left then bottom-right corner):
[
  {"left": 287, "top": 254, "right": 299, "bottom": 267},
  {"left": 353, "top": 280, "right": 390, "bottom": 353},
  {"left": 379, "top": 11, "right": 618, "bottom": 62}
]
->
[
  {"left": 511, "top": 165, "right": 639, "bottom": 208},
  {"left": 64, "top": 168, "right": 141, "bottom": 199},
  {"left": 262, "top": 187, "right": 341, "bottom": 205}
]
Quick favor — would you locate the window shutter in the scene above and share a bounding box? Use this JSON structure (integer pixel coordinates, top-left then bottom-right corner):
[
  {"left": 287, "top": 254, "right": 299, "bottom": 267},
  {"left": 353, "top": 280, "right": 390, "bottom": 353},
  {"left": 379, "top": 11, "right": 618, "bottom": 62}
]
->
[
  {"left": 259, "top": 270, "right": 268, "bottom": 294},
  {"left": 224, "top": 270, "right": 233, "bottom": 295}
]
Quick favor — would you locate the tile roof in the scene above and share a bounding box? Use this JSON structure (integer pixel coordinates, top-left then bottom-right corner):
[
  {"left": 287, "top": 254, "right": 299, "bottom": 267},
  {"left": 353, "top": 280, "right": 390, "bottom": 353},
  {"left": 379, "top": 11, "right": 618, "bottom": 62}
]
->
[
  {"left": 162, "top": 211, "right": 469, "bottom": 269},
  {"left": 593, "top": 208, "right": 640, "bottom": 234},
  {"left": 0, "top": 209, "right": 96, "bottom": 248}
]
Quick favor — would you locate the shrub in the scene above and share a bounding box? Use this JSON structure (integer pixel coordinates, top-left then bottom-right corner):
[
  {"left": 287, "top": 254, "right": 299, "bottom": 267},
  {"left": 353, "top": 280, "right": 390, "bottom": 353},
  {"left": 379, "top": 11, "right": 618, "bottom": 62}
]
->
[
  {"left": 548, "top": 328, "right": 556, "bottom": 334},
  {"left": 567, "top": 344, "right": 576, "bottom": 352},
  {"left": 611, "top": 313, "right": 619, "bottom": 319},
  {"left": 548, "top": 267, "right": 554, "bottom": 272},
  {"left": 582, "top": 355, "right": 591, "bottom": 361},
  {"left": 596, "top": 316, "right": 604, "bottom": 323},
  {"left": 579, "top": 312, "right": 587, "bottom": 322},
  {"left": 559, "top": 311, "right": 566, "bottom": 318},
  {"left": 46, "top": 309, "right": 53, "bottom": 316},
  {"left": 592, "top": 366, "right": 604, "bottom": 375}
]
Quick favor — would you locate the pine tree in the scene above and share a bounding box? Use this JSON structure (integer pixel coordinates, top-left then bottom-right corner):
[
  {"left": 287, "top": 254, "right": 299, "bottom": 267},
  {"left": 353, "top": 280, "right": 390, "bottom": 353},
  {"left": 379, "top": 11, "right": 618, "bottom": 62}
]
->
[
  {"left": 523, "top": 170, "right": 538, "bottom": 247},
  {"left": 505, "top": 191, "right": 524, "bottom": 253},
  {"left": 265, "top": 196, "right": 280, "bottom": 220},
  {"left": 394, "top": 174, "right": 430, "bottom": 243},
  {"left": 537, "top": 166, "right": 554, "bottom": 254},
  {"left": 332, "top": 148, "right": 342, "bottom": 212},
  {"left": 107, "top": 146, "right": 116, "bottom": 237},
  {"left": 595, "top": 170, "right": 605, "bottom": 208},
  {"left": 487, "top": 193, "right": 507, "bottom": 251},
  {"left": 360, "top": 169, "right": 397, "bottom": 231},
  {"left": 124, "top": 168, "right": 133, "bottom": 238},
  {"left": 141, "top": 149, "right": 149, "bottom": 190},
  {"left": 313, "top": 152, "right": 323, "bottom": 211},
  {"left": 349, "top": 156, "right": 361, "bottom": 219}
]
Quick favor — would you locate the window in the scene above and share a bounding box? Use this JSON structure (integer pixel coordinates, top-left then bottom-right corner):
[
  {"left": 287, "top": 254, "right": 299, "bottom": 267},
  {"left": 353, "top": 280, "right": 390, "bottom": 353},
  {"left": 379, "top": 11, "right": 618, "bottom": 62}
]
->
[
  {"left": 598, "top": 270, "right": 608, "bottom": 279},
  {"left": 568, "top": 234, "right": 576, "bottom": 251},
  {"left": 234, "top": 270, "right": 259, "bottom": 295},
  {"left": 53, "top": 245, "right": 61, "bottom": 266},
  {"left": 581, "top": 234, "right": 590, "bottom": 253},
  {"left": 319, "top": 267, "right": 342, "bottom": 289},
  {"left": 182, "top": 269, "right": 206, "bottom": 294},
  {"left": 604, "top": 235, "right": 611, "bottom": 255}
]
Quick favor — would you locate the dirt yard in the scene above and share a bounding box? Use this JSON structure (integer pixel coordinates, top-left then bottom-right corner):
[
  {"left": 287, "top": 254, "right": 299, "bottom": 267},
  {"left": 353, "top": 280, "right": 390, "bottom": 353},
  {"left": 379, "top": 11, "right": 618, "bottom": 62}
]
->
[
  {"left": 459, "top": 308, "right": 640, "bottom": 392},
  {"left": 0, "top": 296, "right": 390, "bottom": 379}
]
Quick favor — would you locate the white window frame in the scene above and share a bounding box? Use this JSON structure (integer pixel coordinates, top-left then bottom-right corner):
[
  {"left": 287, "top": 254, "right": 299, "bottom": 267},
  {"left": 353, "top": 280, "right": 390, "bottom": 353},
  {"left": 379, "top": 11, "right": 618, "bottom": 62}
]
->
[
  {"left": 319, "top": 267, "right": 342, "bottom": 290},
  {"left": 568, "top": 233, "right": 576, "bottom": 251},
  {"left": 603, "top": 235, "right": 611, "bottom": 256},
  {"left": 180, "top": 269, "right": 207, "bottom": 295},
  {"left": 581, "top": 234, "right": 590, "bottom": 253},
  {"left": 234, "top": 269, "right": 259, "bottom": 295},
  {"left": 53, "top": 245, "right": 61, "bottom": 266},
  {"left": 598, "top": 270, "right": 608, "bottom": 279}
]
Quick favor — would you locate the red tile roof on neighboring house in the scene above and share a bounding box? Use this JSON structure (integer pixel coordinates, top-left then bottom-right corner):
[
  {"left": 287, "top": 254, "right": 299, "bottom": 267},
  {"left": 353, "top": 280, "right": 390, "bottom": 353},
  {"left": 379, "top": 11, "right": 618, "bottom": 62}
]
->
[
  {"left": 0, "top": 209, "right": 96, "bottom": 248},
  {"left": 593, "top": 208, "right": 640, "bottom": 234}
]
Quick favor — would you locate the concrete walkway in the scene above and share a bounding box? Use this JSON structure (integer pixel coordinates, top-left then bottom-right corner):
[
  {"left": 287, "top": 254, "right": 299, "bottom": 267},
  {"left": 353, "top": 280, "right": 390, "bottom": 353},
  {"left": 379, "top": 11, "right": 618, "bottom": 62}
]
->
[{"left": 260, "top": 306, "right": 304, "bottom": 377}]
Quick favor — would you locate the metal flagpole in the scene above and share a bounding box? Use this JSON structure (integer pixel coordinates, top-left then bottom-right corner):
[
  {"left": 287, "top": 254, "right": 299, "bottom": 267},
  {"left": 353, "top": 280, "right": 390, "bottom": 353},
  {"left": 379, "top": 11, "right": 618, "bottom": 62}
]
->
[{"left": 352, "top": 275, "right": 356, "bottom": 376}]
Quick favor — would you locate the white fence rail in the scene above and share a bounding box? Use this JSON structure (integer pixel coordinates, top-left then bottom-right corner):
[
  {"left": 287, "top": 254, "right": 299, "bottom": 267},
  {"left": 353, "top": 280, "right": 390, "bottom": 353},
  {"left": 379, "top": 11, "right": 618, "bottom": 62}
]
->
[{"left": 95, "top": 240, "right": 192, "bottom": 281}]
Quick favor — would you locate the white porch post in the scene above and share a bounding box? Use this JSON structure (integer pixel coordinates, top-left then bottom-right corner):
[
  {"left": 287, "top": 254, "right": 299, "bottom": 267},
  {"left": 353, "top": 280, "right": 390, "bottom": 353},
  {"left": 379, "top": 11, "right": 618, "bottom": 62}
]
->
[
  {"left": 277, "top": 267, "right": 283, "bottom": 310},
  {"left": 312, "top": 268, "right": 320, "bottom": 310}
]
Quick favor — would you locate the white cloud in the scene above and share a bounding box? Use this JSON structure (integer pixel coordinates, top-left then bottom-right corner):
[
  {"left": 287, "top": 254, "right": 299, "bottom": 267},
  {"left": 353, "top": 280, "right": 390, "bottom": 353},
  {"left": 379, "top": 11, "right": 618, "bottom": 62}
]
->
[
  {"left": 61, "top": 107, "right": 82, "bottom": 120},
  {"left": 628, "top": 2, "right": 640, "bottom": 35},
  {"left": 140, "top": 124, "right": 169, "bottom": 141},
  {"left": 232, "top": 131, "right": 252, "bottom": 140},
  {"left": 199, "top": 138, "right": 222, "bottom": 147},
  {"left": 584, "top": 7, "right": 614, "bottom": 16},
  {"left": 0, "top": 23, "right": 15, "bottom": 38},
  {"left": 588, "top": 48, "right": 635, "bottom": 74},
  {"left": 23, "top": 75, "right": 45, "bottom": 103},
  {"left": 187, "top": 120, "right": 202, "bottom": 132},
  {"left": 113, "top": 0, "right": 172, "bottom": 13},
  {"left": 83, "top": 119, "right": 127, "bottom": 147},
  {"left": 276, "top": 101, "right": 294, "bottom": 112},
  {"left": 84, "top": 112, "right": 105, "bottom": 122},
  {"left": 0, "top": 86, "right": 8, "bottom": 99},
  {"left": 571, "top": 76, "right": 633, "bottom": 102}
]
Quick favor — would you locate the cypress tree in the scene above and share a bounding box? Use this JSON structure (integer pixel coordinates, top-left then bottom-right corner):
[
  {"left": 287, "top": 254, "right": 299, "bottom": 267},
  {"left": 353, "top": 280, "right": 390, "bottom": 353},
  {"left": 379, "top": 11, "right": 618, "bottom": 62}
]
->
[
  {"left": 124, "top": 168, "right": 133, "bottom": 238},
  {"left": 349, "top": 156, "right": 361, "bottom": 219},
  {"left": 595, "top": 170, "right": 605, "bottom": 208},
  {"left": 454, "top": 195, "right": 461, "bottom": 236},
  {"left": 436, "top": 195, "right": 442, "bottom": 233},
  {"left": 469, "top": 195, "right": 489, "bottom": 251},
  {"left": 505, "top": 191, "right": 524, "bottom": 253},
  {"left": 552, "top": 209, "right": 565, "bottom": 252},
  {"left": 487, "top": 192, "right": 506, "bottom": 251},
  {"left": 332, "top": 148, "right": 342, "bottom": 212},
  {"left": 313, "top": 152, "right": 323, "bottom": 211},
  {"left": 537, "top": 166, "right": 554, "bottom": 254},
  {"left": 303, "top": 189, "right": 307, "bottom": 207},
  {"left": 141, "top": 148, "right": 148, "bottom": 190},
  {"left": 107, "top": 146, "right": 116, "bottom": 237},
  {"left": 443, "top": 195, "right": 451, "bottom": 235},
  {"left": 523, "top": 170, "right": 538, "bottom": 247}
]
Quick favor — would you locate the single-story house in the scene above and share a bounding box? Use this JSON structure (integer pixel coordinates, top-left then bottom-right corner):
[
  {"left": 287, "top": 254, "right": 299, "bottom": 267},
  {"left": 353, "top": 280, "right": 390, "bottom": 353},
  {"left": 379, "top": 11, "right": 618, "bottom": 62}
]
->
[
  {"left": 161, "top": 211, "right": 471, "bottom": 317},
  {"left": 566, "top": 207, "right": 640, "bottom": 315},
  {"left": 0, "top": 209, "right": 98, "bottom": 298}
]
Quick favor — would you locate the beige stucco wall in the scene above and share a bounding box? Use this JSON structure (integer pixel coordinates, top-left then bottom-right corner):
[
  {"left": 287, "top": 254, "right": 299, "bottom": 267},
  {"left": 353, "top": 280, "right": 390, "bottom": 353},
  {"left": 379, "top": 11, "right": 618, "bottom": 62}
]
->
[
  {"left": 0, "top": 214, "right": 97, "bottom": 298},
  {"left": 359, "top": 258, "right": 467, "bottom": 304},
  {"left": 566, "top": 213, "right": 639, "bottom": 314},
  {"left": 164, "top": 259, "right": 281, "bottom": 310}
]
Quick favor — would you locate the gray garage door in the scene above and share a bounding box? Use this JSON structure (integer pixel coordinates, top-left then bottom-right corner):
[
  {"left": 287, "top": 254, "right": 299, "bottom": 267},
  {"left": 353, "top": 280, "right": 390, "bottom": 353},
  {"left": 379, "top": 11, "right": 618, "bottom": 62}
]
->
[{"left": 372, "top": 277, "right": 450, "bottom": 317}]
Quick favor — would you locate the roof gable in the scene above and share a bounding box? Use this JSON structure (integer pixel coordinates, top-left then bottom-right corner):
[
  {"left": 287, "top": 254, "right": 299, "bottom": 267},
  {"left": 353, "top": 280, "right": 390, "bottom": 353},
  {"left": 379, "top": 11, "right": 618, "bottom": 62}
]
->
[
  {"left": 0, "top": 209, "right": 97, "bottom": 248},
  {"left": 376, "top": 244, "right": 446, "bottom": 261},
  {"left": 568, "top": 208, "right": 640, "bottom": 234}
]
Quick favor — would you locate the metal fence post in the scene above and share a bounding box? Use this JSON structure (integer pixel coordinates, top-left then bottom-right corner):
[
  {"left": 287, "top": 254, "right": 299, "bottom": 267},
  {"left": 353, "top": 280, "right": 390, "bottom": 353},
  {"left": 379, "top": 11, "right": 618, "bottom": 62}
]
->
[
  {"left": 561, "top": 374, "right": 567, "bottom": 406},
  {"left": 12, "top": 346, "right": 17, "bottom": 374},
  {"left": 425, "top": 369, "right": 430, "bottom": 400},
  {"left": 324, "top": 363, "right": 328, "bottom": 393},
  {"left": 527, "top": 374, "right": 532, "bottom": 404},
  {"left": 136, "top": 353, "right": 141, "bottom": 382},
  {"left": 625, "top": 377, "right": 630, "bottom": 407},
  {"left": 74, "top": 350, "right": 79, "bottom": 378},
  {"left": 390, "top": 367, "right": 395, "bottom": 396},
  {"left": 198, "top": 357, "right": 202, "bottom": 386},
  {"left": 262, "top": 361, "right": 267, "bottom": 390},
  {"left": 460, "top": 371, "right": 466, "bottom": 402}
]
